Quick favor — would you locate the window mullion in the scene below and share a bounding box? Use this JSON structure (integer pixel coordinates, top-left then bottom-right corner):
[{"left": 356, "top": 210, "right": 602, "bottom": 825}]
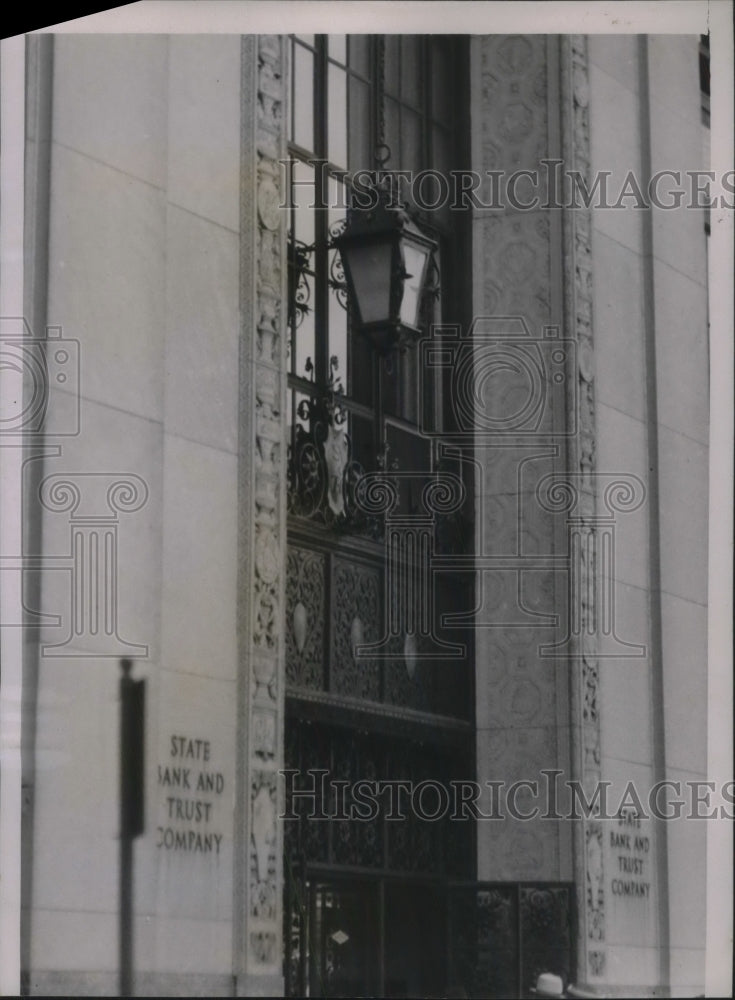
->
[
  {"left": 423, "top": 36, "right": 432, "bottom": 170},
  {"left": 374, "top": 35, "right": 385, "bottom": 157},
  {"left": 314, "top": 36, "right": 330, "bottom": 386}
]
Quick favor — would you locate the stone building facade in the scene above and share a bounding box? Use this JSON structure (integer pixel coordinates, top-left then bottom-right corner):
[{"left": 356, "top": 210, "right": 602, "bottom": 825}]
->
[{"left": 9, "top": 26, "right": 713, "bottom": 998}]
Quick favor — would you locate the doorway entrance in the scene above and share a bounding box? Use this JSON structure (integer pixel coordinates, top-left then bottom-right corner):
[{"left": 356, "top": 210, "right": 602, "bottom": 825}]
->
[
  {"left": 285, "top": 867, "right": 576, "bottom": 998},
  {"left": 287, "top": 873, "right": 446, "bottom": 998},
  {"left": 283, "top": 710, "right": 474, "bottom": 997}
]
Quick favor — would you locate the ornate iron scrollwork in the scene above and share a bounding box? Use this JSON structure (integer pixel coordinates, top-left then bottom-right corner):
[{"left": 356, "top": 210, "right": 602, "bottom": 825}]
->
[
  {"left": 287, "top": 234, "right": 313, "bottom": 329},
  {"left": 288, "top": 222, "right": 349, "bottom": 330},
  {"left": 287, "top": 358, "right": 386, "bottom": 536},
  {"left": 327, "top": 218, "right": 350, "bottom": 311}
]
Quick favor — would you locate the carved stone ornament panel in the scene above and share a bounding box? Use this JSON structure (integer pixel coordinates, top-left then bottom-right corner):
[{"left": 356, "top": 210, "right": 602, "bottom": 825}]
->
[{"left": 250, "top": 772, "right": 278, "bottom": 921}]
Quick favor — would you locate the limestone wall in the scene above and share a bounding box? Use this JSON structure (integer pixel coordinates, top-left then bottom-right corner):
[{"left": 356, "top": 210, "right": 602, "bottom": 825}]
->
[{"left": 25, "top": 34, "right": 243, "bottom": 995}]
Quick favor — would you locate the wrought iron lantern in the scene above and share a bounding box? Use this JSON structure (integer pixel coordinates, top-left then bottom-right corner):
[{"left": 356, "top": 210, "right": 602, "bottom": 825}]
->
[{"left": 332, "top": 184, "right": 438, "bottom": 356}]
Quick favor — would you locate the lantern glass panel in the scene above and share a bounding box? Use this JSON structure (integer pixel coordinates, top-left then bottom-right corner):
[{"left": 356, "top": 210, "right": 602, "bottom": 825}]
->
[
  {"left": 399, "top": 241, "right": 430, "bottom": 329},
  {"left": 342, "top": 239, "right": 393, "bottom": 326}
]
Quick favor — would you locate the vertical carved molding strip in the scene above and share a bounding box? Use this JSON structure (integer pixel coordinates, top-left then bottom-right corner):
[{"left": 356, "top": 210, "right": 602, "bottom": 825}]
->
[
  {"left": 236, "top": 34, "right": 287, "bottom": 996},
  {"left": 560, "top": 34, "right": 605, "bottom": 984}
]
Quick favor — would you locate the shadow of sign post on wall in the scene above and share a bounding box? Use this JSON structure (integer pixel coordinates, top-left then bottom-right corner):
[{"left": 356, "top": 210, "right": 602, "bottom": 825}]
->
[{"left": 119, "top": 658, "right": 145, "bottom": 996}]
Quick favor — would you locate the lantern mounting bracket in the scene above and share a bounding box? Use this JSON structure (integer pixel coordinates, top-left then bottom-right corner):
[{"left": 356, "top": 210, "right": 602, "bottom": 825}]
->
[{"left": 287, "top": 166, "right": 440, "bottom": 358}]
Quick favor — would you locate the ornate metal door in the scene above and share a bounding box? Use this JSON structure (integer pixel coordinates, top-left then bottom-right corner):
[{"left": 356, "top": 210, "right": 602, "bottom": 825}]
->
[
  {"left": 446, "top": 882, "right": 575, "bottom": 999},
  {"left": 283, "top": 718, "right": 472, "bottom": 997},
  {"left": 298, "top": 878, "right": 380, "bottom": 998},
  {"left": 286, "top": 871, "right": 448, "bottom": 998}
]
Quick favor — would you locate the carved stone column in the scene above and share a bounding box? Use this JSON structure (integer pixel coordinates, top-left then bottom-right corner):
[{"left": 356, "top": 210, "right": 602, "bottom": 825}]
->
[{"left": 235, "top": 34, "right": 288, "bottom": 997}]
